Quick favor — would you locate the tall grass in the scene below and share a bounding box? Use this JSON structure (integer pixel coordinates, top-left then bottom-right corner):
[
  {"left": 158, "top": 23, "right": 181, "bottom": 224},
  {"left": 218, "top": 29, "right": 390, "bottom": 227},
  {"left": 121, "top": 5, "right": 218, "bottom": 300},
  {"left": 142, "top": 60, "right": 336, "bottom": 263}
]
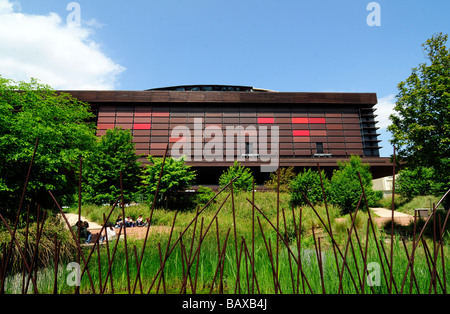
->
[
  {"left": 3, "top": 190, "right": 449, "bottom": 294},
  {"left": 378, "top": 194, "right": 441, "bottom": 214}
]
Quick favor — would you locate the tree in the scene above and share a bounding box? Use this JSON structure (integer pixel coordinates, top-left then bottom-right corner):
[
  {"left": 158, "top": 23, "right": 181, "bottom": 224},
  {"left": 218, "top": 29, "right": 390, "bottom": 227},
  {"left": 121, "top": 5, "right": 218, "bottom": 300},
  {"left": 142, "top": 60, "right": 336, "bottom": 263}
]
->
[
  {"left": 0, "top": 76, "right": 96, "bottom": 218},
  {"left": 219, "top": 161, "right": 254, "bottom": 193},
  {"left": 388, "top": 33, "right": 450, "bottom": 193},
  {"left": 290, "top": 168, "right": 329, "bottom": 207},
  {"left": 264, "top": 167, "right": 296, "bottom": 192},
  {"left": 328, "top": 155, "right": 381, "bottom": 214},
  {"left": 141, "top": 156, "right": 196, "bottom": 206},
  {"left": 82, "top": 127, "right": 142, "bottom": 205},
  {"left": 396, "top": 167, "right": 440, "bottom": 200}
]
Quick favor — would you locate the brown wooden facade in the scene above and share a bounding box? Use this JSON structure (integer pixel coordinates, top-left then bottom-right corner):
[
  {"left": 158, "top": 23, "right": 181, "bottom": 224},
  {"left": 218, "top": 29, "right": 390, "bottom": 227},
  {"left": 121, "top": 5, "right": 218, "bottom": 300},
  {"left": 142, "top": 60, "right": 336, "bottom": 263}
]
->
[{"left": 63, "top": 87, "right": 392, "bottom": 182}]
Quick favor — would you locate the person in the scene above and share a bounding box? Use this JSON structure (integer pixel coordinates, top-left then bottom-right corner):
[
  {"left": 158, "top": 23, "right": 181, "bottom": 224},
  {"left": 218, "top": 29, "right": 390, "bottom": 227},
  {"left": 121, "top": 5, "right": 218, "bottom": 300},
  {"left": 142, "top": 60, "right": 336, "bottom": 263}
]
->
[
  {"left": 136, "top": 215, "right": 146, "bottom": 227},
  {"left": 72, "top": 221, "right": 85, "bottom": 243},
  {"left": 82, "top": 221, "right": 92, "bottom": 244},
  {"left": 125, "top": 216, "right": 135, "bottom": 227},
  {"left": 72, "top": 221, "right": 91, "bottom": 244},
  {"left": 115, "top": 215, "right": 123, "bottom": 228},
  {"left": 100, "top": 222, "right": 116, "bottom": 243}
]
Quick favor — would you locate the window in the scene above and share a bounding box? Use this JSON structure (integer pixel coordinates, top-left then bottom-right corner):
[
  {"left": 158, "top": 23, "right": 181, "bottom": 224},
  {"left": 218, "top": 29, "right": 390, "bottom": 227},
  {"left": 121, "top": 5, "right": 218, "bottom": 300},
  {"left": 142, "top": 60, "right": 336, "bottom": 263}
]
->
[
  {"left": 245, "top": 142, "right": 253, "bottom": 155},
  {"left": 316, "top": 142, "right": 324, "bottom": 154}
]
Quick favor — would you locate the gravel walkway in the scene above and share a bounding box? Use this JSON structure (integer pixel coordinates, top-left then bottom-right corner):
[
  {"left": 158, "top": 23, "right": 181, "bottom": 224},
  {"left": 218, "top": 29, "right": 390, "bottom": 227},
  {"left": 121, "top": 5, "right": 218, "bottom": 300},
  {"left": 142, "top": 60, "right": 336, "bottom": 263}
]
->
[
  {"left": 370, "top": 207, "right": 414, "bottom": 226},
  {"left": 59, "top": 213, "right": 103, "bottom": 229}
]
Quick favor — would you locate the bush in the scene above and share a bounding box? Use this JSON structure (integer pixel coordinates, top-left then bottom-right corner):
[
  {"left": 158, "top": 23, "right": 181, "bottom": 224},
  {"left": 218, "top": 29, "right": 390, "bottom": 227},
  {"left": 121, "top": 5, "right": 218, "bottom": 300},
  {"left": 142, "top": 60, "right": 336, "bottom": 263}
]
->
[
  {"left": 328, "top": 155, "right": 381, "bottom": 214},
  {"left": 264, "top": 167, "right": 296, "bottom": 192},
  {"left": 396, "top": 167, "right": 441, "bottom": 200},
  {"left": 141, "top": 156, "right": 196, "bottom": 206},
  {"left": 290, "top": 168, "right": 329, "bottom": 207},
  {"left": 194, "top": 186, "right": 216, "bottom": 207},
  {"left": 0, "top": 217, "right": 77, "bottom": 275},
  {"left": 219, "top": 161, "right": 254, "bottom": 192},
  {"left": 82, "top": 128, "right": 142, "bottom": 205}
]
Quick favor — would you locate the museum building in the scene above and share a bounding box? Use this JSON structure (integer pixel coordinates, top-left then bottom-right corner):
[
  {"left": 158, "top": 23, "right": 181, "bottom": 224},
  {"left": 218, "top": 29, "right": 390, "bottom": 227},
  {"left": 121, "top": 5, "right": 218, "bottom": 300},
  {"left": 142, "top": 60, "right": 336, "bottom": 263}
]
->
[{"left": 63, "top": 85, "right": 392, "bottom": 183}]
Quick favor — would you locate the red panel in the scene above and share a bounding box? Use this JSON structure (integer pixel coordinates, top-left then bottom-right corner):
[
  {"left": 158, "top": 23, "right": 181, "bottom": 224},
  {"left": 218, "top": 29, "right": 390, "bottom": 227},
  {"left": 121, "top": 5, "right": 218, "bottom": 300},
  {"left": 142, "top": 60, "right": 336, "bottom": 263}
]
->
[
  {"left": 309, "top": 118, "right": 326, "bottom": 124},
  {"left": 134, "top": 123, "right": 152, "bottom": 130},
  {"left": 293, "top": 130, "right": 310, "bottom": 137},
  {"left": 292, "top": 118, "right": 308, "bottom": 124},
  {"left": 258, "top": 117, "right": 274, "bottom": 124}
]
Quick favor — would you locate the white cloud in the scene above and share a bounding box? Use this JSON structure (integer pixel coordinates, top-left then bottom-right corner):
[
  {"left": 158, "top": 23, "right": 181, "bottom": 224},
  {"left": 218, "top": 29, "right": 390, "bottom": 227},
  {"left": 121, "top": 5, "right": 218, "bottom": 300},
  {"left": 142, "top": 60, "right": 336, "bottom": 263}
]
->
[
  {"left": 374, "top": 94, "right": 396, "bottom": 129},
  {"left": 0, "top": 0, "right": 125, "bottom": 90},
  {"left": 0, "top": 0, "right": 14, "bottom": 13}
]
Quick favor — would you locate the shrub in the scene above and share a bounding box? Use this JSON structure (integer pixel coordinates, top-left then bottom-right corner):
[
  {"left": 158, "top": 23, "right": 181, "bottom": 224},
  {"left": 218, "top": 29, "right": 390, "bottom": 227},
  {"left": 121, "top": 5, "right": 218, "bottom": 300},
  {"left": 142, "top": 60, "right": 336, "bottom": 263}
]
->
[
  {"left": 194, "top": 186, "right": 216, "bottom": 206},
  {"left": 0, "top": 217, "right": 77, "bottom": 275},
  {"left": 219, "top": 161, "right": 254, "bottom": 192},
  {"left": 396, "top": 166, "right": 440, "bottom": 200},
  {"left": 141, "top": 156, "right": 196, "bottom": 206},
  {"left": 328, "top": 155, "right": 381, "bottom": 214},
  {"left": 290, "top": 168, "right": 329, "bottom": 207},
  {"left": 82, "top": 127, "right": 142, "bottom": 205},
  {"left": 264, "top": 167, "right": 296, "bottom": 192}
]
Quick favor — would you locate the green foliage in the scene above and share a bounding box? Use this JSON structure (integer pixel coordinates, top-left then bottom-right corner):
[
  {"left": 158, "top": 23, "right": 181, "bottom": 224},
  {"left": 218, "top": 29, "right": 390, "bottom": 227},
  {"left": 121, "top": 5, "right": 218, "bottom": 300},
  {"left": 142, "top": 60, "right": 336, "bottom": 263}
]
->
[
  {"left": 218, "top": 161, "right": 254, "bottom": 192},
  {"left": 0, "top": 76, "right": 96, "bottom": 217},
  {"left": 328, "top": 155, "right": 381, "bottom": 214},
  {"left": 396, "top": 167, "right": 442, "bottom": 200},
  {"left": 0, "top": 216, "right": 77, "bottom": 275},
  {"left": 194, "top": 186, "right": 216, "bottom": 206},
  {"left": 141, "top": 156, "right": 196, "bottom": 205},
  {"left": 82, "top": 127, "right": 142, "bottom": 205},
  {"left": 290, "top": 168, "right": 329, "bottom": 207},
  {"left": 264, "top": 167, "right": 296, "bottom": 192},
  {"left": 388, "top": 33, "right": 450, "bottom": 193}
]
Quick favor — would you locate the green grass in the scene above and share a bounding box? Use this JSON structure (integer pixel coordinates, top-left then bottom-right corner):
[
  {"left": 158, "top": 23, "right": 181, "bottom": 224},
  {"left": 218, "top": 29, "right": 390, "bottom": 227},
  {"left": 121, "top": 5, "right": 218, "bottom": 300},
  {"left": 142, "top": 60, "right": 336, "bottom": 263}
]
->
[
  {"left": 378, "top": 194, "right": 442, "bottom": 215},
  {"left": 5, "top": 225, "right": 448, "bottom": 294},
  {"left": 2, "top": 191, "right": 449, "bottom": 294}
]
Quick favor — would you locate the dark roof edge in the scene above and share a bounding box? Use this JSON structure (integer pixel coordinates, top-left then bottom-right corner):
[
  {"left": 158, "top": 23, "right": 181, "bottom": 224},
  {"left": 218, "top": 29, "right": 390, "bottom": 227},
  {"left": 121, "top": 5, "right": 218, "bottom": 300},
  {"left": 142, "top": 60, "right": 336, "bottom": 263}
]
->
[{"left": 59, "top": 90, "right": 378, "bottom": 105}]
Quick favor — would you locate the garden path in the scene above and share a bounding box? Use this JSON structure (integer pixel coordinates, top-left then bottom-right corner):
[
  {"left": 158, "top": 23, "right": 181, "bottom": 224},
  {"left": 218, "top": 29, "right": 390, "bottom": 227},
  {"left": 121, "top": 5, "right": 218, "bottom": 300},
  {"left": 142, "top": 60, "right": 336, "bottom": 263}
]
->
[{"left": 370, "top": 207, "right": 414, "bottom": 226}]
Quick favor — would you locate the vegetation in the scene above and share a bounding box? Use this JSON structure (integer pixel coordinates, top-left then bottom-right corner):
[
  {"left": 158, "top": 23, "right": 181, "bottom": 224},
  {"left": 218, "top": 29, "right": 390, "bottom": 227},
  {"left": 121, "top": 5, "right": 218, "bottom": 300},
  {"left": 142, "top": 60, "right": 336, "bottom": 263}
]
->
[
  {"left": 389, "top": 32, "right": 450, "bottom": 197},
  {"left": 82, "top": 127, "right": 142, "bottom": 205},
  {"left": 141, "top": 156, "right": 196, "bottom": 206},
  {"left": 194, "top": 186, "right": 216, "bottom": 207},
  {"left": 290, "top": 168, "right": 329, "bottom": 207},
  {"left": 219, "top": 161, "right": 254, "bottom": 192},
  {"left": 395, "top": 167, "right": 441, "bottom": 200},
  {"left": 264, "top": 167, "right": 296, "bottom": 192},
  {"left": 0, "top": 76, "right": 96, "bottom": 219},
  {"left": 289, "top": 156, "right": 382, "bottom": 215},
  {"left": 0, "top": 215, "right": 77, "bottom": 277},
  {"left": 2, "top": 189, "right": 449, "bottom": 294},
  {"left": 378, "top": 194, "right": 441, "bottom": 215},
  {"left": 328, "top": 156, "right": 382, "bottom": 214}
]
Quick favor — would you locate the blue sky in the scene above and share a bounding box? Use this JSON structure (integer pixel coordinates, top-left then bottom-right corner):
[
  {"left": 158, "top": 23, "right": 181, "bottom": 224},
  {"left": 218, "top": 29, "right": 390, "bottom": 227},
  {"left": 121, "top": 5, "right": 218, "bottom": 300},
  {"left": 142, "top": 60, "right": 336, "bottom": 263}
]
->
[{"left": 1, "top": 0, "right": 450, "bottom": 157}]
